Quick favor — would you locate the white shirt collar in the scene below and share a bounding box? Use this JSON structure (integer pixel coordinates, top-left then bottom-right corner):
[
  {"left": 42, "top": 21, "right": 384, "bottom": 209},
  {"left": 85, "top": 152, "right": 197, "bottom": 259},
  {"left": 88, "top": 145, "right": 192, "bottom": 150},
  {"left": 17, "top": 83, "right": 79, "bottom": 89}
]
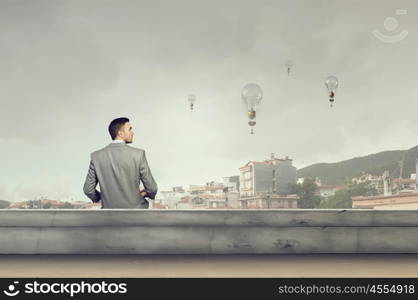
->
[{"left": 111, "top": 139, "right": 125, "bottom": 143}]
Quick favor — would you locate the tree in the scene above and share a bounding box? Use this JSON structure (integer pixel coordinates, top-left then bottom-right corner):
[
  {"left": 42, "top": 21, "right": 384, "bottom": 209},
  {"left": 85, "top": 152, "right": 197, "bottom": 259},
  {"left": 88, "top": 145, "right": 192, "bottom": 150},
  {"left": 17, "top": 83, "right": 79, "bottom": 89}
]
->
[
  {"left": 289, "top": 177, "right": 322, "bottom": 208},
  {"left": 42, "top": 202, "right": 52, "bottom": 209},
  {"left": 319, "top": 189, "right": 351, "bottom": 209},
  {"left": 320, "top": 181, "right": 378, "bottom": 209}
]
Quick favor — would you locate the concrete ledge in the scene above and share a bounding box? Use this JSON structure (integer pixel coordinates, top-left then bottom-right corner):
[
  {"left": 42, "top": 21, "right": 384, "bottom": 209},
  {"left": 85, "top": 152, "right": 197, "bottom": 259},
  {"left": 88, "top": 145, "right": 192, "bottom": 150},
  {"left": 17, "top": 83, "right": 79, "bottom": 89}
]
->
[{"left": 1, "top": 209, "right": 418, "bottom": 254}]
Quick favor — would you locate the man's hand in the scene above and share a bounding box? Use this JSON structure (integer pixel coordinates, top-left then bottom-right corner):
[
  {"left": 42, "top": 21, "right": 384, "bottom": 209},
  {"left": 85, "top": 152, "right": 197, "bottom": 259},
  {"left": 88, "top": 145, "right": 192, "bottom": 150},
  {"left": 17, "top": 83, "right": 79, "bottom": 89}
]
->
[{"left": 140, "top": 189, "right": 147, "bottom": 198}]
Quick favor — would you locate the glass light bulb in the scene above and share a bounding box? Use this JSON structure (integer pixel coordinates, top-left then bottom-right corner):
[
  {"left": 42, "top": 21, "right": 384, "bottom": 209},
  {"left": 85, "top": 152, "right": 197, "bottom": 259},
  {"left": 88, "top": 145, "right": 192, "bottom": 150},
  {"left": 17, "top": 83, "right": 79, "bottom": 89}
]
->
[
  {"left": 325, "top": 76, "right": 338, "bottom": 94},
  {"left": 241, "top": 83, "right": 263, "bottom": 110},
  {"left": 188, "top": 94, "right": 196, "bottom": 104}
]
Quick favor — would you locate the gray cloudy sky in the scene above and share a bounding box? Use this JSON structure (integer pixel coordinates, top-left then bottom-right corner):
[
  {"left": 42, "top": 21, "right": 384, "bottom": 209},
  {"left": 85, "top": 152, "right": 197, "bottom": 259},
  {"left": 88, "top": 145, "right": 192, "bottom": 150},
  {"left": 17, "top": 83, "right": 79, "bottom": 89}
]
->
[{"left": 0, "top": 0, "right": 417, "bottom": 202}]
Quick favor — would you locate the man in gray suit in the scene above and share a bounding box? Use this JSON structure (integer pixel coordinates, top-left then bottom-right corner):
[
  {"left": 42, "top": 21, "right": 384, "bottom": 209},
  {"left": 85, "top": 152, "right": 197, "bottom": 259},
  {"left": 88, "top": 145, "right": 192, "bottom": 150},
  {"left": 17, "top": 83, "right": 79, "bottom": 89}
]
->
[{"left": 83, "top": 117, "right": 158, "bottom": 208}]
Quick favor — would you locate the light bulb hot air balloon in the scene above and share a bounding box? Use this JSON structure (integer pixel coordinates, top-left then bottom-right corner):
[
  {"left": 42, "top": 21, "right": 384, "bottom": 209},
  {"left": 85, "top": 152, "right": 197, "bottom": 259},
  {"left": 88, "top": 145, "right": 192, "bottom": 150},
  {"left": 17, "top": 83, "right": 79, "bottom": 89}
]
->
[
  {"left": 241, "top": 83, "right": 263, "bottom": 134},
  {"left": 188, "top": 94, "right": 196, "bottom": 112},
  {"left": 325, "top": 76, "right": 338, "bottom": 107},
  {"left": 285, "top": 60, "right": 292, "bottom": 75}
]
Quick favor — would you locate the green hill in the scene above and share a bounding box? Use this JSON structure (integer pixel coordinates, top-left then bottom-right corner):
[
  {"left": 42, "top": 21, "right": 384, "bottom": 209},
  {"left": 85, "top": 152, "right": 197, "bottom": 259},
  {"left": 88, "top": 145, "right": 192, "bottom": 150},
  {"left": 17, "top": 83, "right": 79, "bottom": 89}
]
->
[{"left": 297, "top": 145, "right": 418, "bottom": 185}]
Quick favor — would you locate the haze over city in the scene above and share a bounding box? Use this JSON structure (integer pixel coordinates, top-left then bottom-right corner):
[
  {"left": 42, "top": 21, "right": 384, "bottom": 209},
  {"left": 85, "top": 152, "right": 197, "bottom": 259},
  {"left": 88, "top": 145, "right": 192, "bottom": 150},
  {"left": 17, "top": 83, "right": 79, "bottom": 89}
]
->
[{"left": 0, "top": 0, "right": 417, "bottom": 202}]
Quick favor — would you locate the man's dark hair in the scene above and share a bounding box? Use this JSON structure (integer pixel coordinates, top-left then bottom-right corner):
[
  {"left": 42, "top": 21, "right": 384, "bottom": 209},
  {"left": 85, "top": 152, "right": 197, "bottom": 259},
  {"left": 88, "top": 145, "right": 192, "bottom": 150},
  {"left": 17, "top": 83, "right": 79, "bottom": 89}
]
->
[{"left": 108, "top": 117, "right": 130, "bottom": 140}]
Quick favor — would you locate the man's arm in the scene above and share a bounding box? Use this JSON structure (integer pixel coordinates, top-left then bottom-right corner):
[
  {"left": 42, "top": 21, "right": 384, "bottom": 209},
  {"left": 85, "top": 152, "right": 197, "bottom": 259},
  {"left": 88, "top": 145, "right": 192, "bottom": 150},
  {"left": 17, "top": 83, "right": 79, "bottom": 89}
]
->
[
  {"left": 139, "top": 150, "right": 158, "bottom": 200},
  {"left": 83, "top": 160, "right": 101, "bottom": 203}
]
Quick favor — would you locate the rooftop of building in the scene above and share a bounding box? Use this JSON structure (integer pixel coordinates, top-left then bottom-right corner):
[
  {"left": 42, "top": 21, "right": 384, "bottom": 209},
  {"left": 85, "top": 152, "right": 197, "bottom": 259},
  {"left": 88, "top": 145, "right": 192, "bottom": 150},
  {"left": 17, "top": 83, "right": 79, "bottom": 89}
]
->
[
  {"left": 239, "top": 156, "right": 293, "bottom": 170},
  {"left": 393, "top": 178, "right": 417, "bottom": 184},
  {"left": 352, "top": 192, "right": 418, "bottom": 201}
]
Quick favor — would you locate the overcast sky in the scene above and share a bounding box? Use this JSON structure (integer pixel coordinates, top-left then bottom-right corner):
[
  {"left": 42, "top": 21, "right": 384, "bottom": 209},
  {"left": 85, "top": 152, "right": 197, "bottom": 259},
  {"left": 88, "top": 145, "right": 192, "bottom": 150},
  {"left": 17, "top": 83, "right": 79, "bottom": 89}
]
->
[{"left": 0, "top": 0, "right": 417, "bottom": 202}]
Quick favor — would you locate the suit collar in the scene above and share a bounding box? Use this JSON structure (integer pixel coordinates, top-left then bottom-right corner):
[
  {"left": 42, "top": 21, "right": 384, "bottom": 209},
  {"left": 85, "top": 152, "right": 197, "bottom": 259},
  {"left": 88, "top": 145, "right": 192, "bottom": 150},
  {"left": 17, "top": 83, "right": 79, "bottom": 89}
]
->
[{"left": 111, "top": 139, "right": 125, "bottom": 144}]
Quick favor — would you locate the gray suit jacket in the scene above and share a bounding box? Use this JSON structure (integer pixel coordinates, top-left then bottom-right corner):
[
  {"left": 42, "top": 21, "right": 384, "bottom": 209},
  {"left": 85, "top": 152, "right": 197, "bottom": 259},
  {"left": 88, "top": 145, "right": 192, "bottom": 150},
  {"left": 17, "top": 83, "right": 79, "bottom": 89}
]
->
[{"left": 83, "top": 143, "right": 158, "bottom": 208}]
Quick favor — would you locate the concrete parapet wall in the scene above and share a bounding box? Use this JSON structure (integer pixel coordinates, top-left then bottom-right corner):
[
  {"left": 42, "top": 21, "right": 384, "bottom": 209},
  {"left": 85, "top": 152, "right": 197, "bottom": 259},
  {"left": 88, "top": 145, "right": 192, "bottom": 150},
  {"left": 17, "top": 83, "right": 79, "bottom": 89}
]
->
[{"left": 1, "top": 209, "right": 417, "bottom": 254}]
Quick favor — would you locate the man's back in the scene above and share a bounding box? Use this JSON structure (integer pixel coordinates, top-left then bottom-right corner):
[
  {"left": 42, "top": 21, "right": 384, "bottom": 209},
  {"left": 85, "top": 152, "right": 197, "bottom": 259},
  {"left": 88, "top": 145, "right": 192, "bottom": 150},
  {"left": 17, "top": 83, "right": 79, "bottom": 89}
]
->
[{"left": 83, "top": 142, "right": 158, "bottom": 208}]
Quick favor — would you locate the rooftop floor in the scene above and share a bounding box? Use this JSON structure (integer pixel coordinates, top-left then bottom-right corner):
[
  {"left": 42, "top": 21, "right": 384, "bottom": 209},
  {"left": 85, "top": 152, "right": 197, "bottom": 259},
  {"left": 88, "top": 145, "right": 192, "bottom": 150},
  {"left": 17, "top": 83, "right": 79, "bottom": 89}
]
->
[{"left": 1, "top": 254, "right": 418, "bottom": 278}]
